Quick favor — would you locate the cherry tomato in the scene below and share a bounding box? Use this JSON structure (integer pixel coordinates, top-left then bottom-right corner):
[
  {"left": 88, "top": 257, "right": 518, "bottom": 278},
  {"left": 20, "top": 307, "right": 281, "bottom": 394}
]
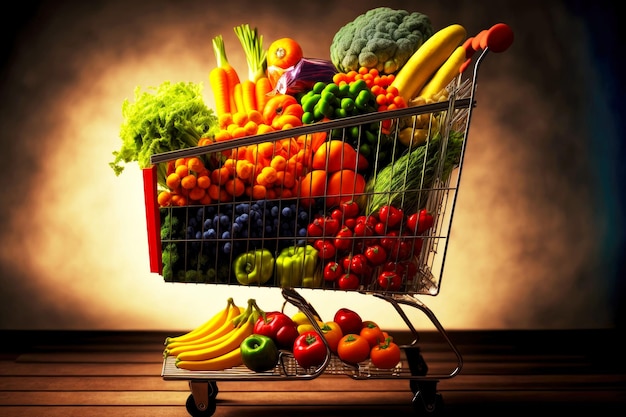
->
[
  {"left": 314, "top": 239, "right": 336, "bottom": 260},
  {"left": 360, "top": 321, "right": 386, "bottom": 347},
  {"left": 406, "top": 209, "right": 434, "bottom": 235},
  {"left": 338, "top": 273, "right": 360, "bottom": 290},
  {"left": 370, "top": 337, "right": 402, "bottom": 369},
  {"left": 334, "top": 227, "right": 353, "bottom": 252},
  {"left": 364, "top": 244, "right": 387, "bottom": 266},
  {"left": 340, "top": 200, "right": 360, "bottom": 218},
  {"left": 378, "top": 205, "right": 404, "bottom": 229},
  {"left": 377, "top": 270, "right": 402, "bottom": 291},
  {"left": 337, "top": 334, "right": 371, "bottom": 364},
  {"left": 343, "top": 217, "right": 357, "bottom": 230},
  {"left": 323, "top": 261, "right": 344, "bottom": 282},
  {"left": 293, "top": 331, "right": 328, "bottom": 369}
]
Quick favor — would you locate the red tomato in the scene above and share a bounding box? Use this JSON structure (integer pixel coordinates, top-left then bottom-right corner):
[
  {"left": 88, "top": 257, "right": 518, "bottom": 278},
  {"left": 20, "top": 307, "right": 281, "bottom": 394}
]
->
[
  {"left": 293, "top": 331, "right": 328, "bottom": 369},
  {"left": 333, "top": 308, "right": 363, "bottom": 336},
  {"left": 340, "top": 201, "right": 360, "bottom": 218},
  {"left": 370, "top": 338, "right": 402, "bottom": 369},
  {"left": 334, "top": 227, "right": 353, "bottom": 252},
  {"left": 338, "top": 273, "right": 360, "bottom": 290},
  {"left": 377, "top": 270, "right": 402, "bottom": 291},
  {"left": 323, "top": 261, "right": 344, "bottom": 282},
  {"left": 337, "top": 334, "right": 371, "bottom": 364},
  {"left": 360, "top": 321, "right": 386, "bottom": 347},
  {"left": 364, "top": 244, "right": 387, "bottom": 265}
]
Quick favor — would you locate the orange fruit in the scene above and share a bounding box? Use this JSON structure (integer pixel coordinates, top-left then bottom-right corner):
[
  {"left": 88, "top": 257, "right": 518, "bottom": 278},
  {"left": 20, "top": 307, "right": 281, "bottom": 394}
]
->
[{"left": 267, "top": 37, "right": 303, "bottom": 69}]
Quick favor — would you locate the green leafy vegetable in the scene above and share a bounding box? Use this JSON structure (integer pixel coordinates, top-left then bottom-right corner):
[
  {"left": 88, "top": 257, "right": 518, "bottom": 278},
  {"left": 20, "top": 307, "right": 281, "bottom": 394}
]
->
[
  {"left": 110, "top": 81, "right": 219, "bottom": 183},
  {"left": 365, "top": 130, "right": 464, "bottom": 215}
]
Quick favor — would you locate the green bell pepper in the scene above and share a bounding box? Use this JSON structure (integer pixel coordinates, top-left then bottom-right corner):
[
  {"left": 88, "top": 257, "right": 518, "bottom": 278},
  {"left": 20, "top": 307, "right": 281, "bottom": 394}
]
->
[
  {"left": 275, "top": 245, "right": 322, "bottom": 288},
  {"left": 233, "top": 249, "right": 275, "bottom": 285},
  {"left": 240, "top": 334, "right": 279, "bottom": 372}
]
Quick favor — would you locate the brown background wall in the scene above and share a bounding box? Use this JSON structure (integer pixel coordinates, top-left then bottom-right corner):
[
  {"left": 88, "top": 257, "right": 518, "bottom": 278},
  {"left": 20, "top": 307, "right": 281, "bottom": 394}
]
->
[{"left": 0, "top": 0, "right": 623, "bottom": 331}]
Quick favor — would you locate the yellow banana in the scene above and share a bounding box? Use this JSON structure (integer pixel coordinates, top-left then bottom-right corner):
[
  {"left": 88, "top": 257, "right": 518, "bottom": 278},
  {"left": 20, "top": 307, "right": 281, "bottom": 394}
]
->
[
  {"left": 391, "top": 24, "right": 467, "bottom": 102},
  {"left": 175, "top": 311, "right": 258, "bottom": 362},
  {"left": 418, "top": 45, "right": 468, "bottom": 100},
  {"left": 175, "top": 347, "right": 244, "bottom": 371},
  {"left": 164, "top": 298, "right": 237, "bottom": 346},
  {"left": 163, "top": 303, "right": 244, "bottom": 357}
]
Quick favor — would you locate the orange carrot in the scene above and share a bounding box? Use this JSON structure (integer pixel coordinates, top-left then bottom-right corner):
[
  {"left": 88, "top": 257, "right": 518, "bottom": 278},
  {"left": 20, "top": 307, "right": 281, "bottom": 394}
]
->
[
  {"left": 241, "top": 80, "right": 257, "bottom": 113},
  {"left": 212, "top": 35, "right": 240, "bottom": 114},
  {"left": 233, "top": 83, "right": 244, "bottom": 116},
  {"left": 209, "top": 66, "right": 230, "bottom": 115},
  {"left": 255, "top": 77, "right": 273, "bottom": 113}
]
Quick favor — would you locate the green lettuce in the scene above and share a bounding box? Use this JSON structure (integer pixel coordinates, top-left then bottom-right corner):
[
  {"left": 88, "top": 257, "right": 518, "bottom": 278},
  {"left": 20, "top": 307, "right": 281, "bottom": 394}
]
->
[{"left": 110, "top": 81, "right": 218, "bottom": 178}]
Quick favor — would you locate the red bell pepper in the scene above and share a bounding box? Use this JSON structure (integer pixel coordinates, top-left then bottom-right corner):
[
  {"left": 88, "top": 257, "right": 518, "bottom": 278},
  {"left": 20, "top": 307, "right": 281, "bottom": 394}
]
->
[{"left": 253, "top": 311, "right": 299, "bottom": 350}]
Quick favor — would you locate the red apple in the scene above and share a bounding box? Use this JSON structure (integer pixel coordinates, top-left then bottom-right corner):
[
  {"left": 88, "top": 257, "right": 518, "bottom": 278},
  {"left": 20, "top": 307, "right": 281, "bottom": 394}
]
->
[{"left": 333, "top": 308, "right": 363, "bottom": 335}]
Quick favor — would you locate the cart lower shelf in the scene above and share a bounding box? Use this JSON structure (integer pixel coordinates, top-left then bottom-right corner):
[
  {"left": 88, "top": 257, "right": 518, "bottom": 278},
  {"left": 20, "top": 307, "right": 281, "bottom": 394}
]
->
[{"left": 162, "top": 351, "right": 412, "bottom": 381}]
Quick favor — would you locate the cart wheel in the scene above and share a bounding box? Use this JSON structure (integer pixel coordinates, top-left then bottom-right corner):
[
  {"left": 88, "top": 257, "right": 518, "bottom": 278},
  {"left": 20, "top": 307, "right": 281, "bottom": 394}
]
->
[
  {"left": 185, "top": 393, "right": 217, "bottom": 417},
  {"left": 410, "top": 380, "right": 444, "bottom": 416},
  {"left": 208, "top": 380, "right": 219, "bottom": 398}
]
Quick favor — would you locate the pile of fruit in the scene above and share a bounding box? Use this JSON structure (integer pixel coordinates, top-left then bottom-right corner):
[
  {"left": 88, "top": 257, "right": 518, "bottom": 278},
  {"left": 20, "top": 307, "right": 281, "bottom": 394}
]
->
[{"left": 164, "top": 297, "right": 402, "bottom": 372}]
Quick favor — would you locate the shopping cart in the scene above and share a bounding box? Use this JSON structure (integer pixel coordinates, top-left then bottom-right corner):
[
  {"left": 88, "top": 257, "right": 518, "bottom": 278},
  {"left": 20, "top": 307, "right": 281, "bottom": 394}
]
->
[{"left": 141, "top": 24, "right": 512, "bottom": 417}]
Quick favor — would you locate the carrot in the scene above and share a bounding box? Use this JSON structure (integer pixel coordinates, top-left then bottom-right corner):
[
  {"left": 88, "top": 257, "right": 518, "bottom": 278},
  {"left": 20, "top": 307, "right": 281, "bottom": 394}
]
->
[
  {"left": 209, "top": 66, "right": 230, "bottom": 115},
  {"left": 241, "top": 80, "right": 257, "bottom": 113},
  {"left": 247, "top": 110, "right": 264, "bottom": 125},
  {"left": 233, "top": 83, "right": 244, "bottom": 116},
  {"left": 212, "top": 35, "right": 240, "bottom": 114},
  {"left": 255, "top": 77, "right": 273, "bottom": 113}
]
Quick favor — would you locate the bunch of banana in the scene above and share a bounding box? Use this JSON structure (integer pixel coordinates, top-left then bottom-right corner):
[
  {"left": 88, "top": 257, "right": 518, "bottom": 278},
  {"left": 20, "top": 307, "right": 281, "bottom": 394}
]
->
[
  {"left": 172, "top": 299, "right": 262, "bottom": 371},
  {"left": 163, "top": 297, "right": 244, "bottom": 357}
]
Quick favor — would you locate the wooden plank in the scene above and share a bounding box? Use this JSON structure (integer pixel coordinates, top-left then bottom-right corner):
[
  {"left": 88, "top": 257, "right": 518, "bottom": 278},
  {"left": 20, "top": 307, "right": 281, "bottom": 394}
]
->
[{"left": 2, "top": 373, "right": 624, "bottom": 392}]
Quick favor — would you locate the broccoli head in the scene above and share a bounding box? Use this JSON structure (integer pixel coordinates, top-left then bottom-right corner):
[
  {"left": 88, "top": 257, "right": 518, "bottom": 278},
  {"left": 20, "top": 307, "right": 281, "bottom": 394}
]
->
[{"left": 330, "top": 7, "right": 434, "bottom": 74}]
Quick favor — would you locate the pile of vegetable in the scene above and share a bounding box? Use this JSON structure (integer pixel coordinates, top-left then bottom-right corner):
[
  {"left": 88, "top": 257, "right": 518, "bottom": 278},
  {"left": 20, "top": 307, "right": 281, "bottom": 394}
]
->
[{"left": 111, "top": 6, "right": 513, "bottom": 289}]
